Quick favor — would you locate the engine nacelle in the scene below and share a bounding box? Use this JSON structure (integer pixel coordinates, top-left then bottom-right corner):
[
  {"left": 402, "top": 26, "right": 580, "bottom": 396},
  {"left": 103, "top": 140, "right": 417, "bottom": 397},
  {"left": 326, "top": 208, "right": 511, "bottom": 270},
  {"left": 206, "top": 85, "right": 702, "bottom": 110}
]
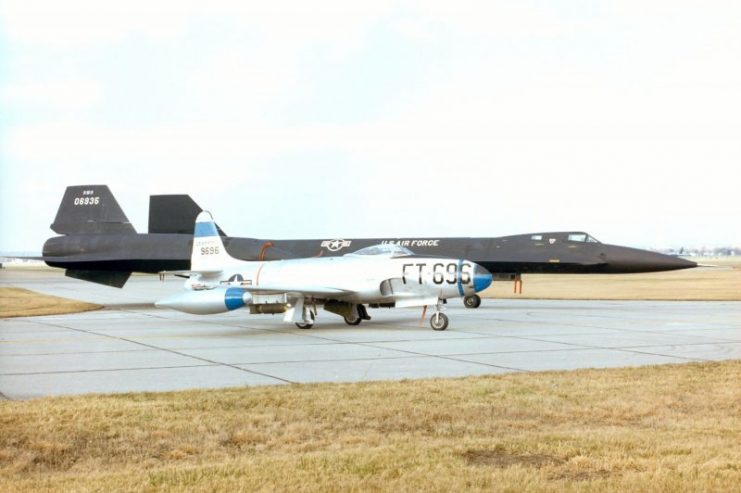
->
[{"left": 155, "top": 288, "right": 252, "bottom": 315}]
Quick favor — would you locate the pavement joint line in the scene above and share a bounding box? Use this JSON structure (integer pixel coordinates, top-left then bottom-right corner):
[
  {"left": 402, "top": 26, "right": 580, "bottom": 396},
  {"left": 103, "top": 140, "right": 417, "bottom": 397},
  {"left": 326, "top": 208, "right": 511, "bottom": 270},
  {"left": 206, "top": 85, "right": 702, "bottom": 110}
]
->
[
  {"left": 31, "top": 319, "right": 295, "bottom": 385},
  {"left": 353, "top": 340, "right": 529, "bottom": 374},
  {"left": 0, "top": 335, "right": 493, "bottom": 357},
  {"left": 459, "top": 328, "right": 741, "bottom": 343},
  {"left": 217, "top": 354, "right": 433, "bottom": 368},
  {"left": 7, "top": 325, "right": 734, "bottom": 359},
  {"left": 0, "top": 363, "right": 218, "bottom": 377},
  {"left": 144, "top": 317, "right": 534, "bottom": 374},
  {"left": 469, "top": 315, "right": 735, "bottom": 337},
  {"left": 484, "top": 335, "right": 720, "bottom": 362},
  {"left": 608, "top": 347, "right": 710, "bottom": 362}
]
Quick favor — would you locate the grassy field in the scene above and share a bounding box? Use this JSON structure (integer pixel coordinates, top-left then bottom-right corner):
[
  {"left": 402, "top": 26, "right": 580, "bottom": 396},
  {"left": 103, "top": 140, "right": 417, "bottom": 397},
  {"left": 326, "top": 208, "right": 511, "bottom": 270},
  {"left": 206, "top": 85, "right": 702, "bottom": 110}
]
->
[
  {"left": 1, "top": 361, "right": 739, "bottom": 492},
  {"left": 0, "top": 288, "right": 101, "bottom": 318},
  {"left": 483, "top": 261, "right": 741, "bottom": 301}
]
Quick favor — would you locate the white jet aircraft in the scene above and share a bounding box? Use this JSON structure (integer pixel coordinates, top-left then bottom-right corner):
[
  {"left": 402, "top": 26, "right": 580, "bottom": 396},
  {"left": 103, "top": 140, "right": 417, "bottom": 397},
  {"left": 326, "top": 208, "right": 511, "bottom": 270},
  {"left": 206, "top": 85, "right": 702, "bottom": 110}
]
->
[{"left": 156, "top": 212, "right": 493, "bottom": 330}]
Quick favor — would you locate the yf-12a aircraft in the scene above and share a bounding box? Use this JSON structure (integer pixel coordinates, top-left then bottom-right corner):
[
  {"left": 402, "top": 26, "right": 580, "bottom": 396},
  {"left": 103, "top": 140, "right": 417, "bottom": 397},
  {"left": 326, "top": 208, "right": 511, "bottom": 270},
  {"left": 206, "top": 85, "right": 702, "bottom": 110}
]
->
[
  {"left": 156, "top": 212, "right": 493, "bottom": 330},
  {"left": 39, "top": 185, "right": 696, "bottom": 308}
]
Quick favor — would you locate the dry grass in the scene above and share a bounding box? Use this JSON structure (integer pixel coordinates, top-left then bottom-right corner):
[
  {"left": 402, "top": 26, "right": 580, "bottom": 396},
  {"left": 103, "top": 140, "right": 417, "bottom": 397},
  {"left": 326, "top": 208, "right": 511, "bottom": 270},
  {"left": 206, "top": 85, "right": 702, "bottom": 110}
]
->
[
  {"left": 483, "top": 262, "right": 741, "bottom": 301},
  {"left": 0, "top": 288, "right": 101, "bottom": 318},
  {"left": 1, "top": 361, "right": 739, "bottom": 492}
]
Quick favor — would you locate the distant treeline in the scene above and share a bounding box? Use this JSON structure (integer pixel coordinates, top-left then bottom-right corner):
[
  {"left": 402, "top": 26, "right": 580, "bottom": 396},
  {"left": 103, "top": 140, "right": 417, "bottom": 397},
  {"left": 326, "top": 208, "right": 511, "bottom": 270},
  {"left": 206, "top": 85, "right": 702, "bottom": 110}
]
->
[{"left": 657, "top": 247, "right": 740, "bottom": 257}]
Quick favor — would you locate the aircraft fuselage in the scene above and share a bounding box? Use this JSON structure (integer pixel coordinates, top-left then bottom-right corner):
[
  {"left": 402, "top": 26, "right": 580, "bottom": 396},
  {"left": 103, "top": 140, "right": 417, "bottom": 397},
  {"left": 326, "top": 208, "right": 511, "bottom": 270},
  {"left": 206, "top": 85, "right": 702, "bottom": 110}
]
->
[{"left": 42, "top": 231, "right": 696, "bottom": 280}]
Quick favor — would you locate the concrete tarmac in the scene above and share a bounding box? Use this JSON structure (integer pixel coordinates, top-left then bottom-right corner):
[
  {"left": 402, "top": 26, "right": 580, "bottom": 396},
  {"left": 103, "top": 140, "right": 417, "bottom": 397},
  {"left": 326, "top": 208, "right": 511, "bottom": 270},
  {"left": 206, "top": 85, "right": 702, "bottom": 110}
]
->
[{"left": 1, "top": 269, "right": 740, "bottom": 400}]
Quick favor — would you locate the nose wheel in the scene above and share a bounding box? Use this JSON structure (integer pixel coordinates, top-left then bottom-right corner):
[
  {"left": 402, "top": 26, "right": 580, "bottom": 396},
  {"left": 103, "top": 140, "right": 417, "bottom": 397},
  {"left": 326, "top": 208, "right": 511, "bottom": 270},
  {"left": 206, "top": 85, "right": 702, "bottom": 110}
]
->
[{"left": 430, "top": 312, "right": 449, "bottom": 331}]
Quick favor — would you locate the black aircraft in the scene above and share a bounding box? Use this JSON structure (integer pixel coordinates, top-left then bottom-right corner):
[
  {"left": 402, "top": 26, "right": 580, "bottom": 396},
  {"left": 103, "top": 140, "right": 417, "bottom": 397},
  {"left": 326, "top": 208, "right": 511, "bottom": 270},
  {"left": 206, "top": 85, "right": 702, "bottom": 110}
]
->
[{"left": 39, "top": 185, "right": 696, "bottom": 307}]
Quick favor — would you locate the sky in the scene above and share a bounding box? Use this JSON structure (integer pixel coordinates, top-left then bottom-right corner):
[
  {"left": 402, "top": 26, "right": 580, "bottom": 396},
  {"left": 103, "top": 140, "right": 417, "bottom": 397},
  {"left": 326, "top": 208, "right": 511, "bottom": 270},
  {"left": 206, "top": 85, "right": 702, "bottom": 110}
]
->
[{"left": 1, "top": 0, "right": 739, "bottom": 252}]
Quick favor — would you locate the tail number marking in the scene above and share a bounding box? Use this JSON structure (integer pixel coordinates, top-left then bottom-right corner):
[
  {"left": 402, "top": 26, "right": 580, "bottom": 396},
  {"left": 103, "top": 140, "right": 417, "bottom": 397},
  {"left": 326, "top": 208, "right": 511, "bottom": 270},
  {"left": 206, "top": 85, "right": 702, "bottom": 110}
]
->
[
  {"left": 200, "top": 246, "right": 220, "bottom": 255},
  {"left": 403, "top": 263, "right": 472, "bottom": 285},
  {"left": 74, "top": 197, "right": 100, "bottom": 206}
]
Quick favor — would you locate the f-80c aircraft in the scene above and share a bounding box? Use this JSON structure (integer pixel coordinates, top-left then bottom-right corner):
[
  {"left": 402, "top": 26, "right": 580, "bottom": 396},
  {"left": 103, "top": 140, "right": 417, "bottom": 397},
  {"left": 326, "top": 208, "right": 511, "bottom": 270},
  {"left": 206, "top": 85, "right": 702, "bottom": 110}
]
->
[
  {"left": 156, "top": 212, "right": 493, "bottom": 330},
  {"left": 38, "top": 185, "right": 697, "bottom": 308}
]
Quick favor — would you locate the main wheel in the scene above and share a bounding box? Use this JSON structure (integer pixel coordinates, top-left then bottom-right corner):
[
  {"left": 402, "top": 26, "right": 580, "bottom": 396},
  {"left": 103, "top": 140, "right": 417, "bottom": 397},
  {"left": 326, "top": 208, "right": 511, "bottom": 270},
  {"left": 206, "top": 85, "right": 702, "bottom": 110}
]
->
[
  {"left": 344, "top": 314, "right": 362, "bottom": 325},
  {"left": 430, "top": 312, "right": 449, "bottom": 331},
  {"left": 463, "top": 294, "right": 482, "bottom": 309},
  {"left": 296, "top": 311, "right": 315, "bottom": 329}
]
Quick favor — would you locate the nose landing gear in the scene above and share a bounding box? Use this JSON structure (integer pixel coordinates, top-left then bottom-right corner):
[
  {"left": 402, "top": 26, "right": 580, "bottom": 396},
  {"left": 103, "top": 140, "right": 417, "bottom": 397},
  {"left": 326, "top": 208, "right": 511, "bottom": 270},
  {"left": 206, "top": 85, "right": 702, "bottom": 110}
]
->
[
  {"left": 425, "top": 300, "right": 449, "bottom": 331},
  {"left": 430, "top": 312, "right": 449, "bottom": 330}
]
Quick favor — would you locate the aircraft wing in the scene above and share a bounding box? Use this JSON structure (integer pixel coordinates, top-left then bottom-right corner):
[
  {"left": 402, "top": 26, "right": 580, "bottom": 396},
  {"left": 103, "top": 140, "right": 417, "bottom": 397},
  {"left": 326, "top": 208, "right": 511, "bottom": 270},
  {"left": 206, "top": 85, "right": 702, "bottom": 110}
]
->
[
  {"left": 158, "top": 269, "right": 357, "bottom": 297},
  {"left": 239, "top": 284, "right": 356, "bottom": 298}
]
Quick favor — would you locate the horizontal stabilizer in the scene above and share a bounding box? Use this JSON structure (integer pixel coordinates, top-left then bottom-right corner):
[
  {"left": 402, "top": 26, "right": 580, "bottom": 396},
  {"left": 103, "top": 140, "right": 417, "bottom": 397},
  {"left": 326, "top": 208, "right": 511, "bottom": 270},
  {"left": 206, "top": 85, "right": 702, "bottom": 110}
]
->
[
  {"left": 65, "top": 269, "right": 131, "bottom": 288},
  {"left": 52, "top": 185, "right": 136, "bottom": 235},
  {"left": 149, "top": 195, "right": 226, "bottom": 235}
]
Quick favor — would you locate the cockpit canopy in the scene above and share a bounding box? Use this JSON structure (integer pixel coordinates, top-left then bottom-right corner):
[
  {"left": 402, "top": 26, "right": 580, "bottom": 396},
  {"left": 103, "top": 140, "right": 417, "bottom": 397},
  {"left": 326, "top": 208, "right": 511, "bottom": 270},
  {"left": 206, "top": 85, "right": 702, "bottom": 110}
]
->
[
  {"left": 348, "top": 244, "right": 414, "bottom": 257},
  {"left": 529, "top": 232, "right": 601, "bottom": 243}
]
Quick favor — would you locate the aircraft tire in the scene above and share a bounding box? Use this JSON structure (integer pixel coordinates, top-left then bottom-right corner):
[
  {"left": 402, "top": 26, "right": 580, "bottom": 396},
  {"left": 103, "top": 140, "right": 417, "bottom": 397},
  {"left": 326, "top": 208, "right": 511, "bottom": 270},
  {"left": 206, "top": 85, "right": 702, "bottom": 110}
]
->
[
  {"left": 430, "top": 313, "right": 449, "bottom": 331},
  {"left": 344, "top": 315, "right": 362, "bottom": 326},
  {"left": 296, "top": 311, "right": 315, "bottom": 329},
  {"left": 464, "top": 294, "right": 482, "bottom": 309}
]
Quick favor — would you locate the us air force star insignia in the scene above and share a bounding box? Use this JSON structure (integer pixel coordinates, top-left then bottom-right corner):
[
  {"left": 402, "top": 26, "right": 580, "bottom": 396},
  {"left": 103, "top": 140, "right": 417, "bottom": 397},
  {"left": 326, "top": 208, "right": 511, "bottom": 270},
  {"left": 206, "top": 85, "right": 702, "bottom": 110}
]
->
[{"left": 321, "top": 239, "right": 352, "bottom": 252}]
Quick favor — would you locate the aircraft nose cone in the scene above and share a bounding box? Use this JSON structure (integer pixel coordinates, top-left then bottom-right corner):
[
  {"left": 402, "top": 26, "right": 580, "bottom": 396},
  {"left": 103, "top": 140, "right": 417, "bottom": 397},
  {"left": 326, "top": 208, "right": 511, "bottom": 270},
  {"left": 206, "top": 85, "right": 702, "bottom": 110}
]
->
[
  {"left": 473, "top": 264, "right": 493, "bottom": 292},
  {"left": 603, "top": 246, "right": 697, "bottom": 273}
]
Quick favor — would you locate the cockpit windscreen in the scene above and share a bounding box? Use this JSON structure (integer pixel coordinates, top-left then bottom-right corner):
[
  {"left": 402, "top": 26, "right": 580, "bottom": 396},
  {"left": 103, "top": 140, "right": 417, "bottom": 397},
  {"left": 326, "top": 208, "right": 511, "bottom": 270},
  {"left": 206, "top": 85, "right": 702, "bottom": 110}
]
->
[{"left": 349, "top": 244, "right": 414, "bottom": 257}]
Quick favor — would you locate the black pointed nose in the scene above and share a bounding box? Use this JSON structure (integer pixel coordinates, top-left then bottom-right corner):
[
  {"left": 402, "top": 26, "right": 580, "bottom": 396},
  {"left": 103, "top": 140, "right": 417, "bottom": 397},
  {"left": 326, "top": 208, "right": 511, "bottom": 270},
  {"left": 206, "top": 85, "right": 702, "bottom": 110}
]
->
[{"left": 602, "top": 246, "right": 697, "bottom": 273}]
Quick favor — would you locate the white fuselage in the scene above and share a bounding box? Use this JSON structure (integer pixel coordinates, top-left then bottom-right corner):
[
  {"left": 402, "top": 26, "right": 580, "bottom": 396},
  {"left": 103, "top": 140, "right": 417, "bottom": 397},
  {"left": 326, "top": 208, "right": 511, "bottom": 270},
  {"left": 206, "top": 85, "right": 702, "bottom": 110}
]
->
[
  {"left": 189, "top": 253, "right": 479, "bottom": 305},
  {"left": 157, "top": 213, "right": 493, "bottom": 326}
]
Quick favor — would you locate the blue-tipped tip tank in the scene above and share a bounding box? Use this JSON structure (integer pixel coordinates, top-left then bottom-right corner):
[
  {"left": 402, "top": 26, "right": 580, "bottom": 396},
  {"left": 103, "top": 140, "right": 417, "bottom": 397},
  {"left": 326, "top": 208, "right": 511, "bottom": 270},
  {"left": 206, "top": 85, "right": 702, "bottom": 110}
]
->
[{"left": 473, "top": 264, "right": 493, "bottom": 292}]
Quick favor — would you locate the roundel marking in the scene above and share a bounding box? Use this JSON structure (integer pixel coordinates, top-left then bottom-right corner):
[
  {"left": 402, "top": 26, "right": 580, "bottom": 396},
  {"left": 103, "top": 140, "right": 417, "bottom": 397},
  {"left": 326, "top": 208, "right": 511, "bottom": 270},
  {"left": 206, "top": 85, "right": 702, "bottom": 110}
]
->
[{"left": 227, "top": 274, "right": 244, "bottom": 283}]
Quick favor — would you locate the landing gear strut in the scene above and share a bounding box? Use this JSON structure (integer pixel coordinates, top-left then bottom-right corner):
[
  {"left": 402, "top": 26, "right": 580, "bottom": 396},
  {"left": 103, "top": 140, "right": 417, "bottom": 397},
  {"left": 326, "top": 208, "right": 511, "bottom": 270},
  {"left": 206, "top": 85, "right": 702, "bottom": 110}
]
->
[{"left": 463, "top": 294, "right": 481, "bottom": 309}]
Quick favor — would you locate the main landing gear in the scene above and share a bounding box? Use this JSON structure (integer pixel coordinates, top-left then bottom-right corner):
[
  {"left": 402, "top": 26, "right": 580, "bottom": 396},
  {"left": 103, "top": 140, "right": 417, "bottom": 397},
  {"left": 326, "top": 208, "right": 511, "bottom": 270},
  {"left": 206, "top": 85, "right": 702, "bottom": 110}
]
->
[
  {"left": 298, "top": 304, "right": 371, "bottom": 328},
  {"left": 295, "top": 308, "right": 315, "bottom": 329},
  {"left": 344, "top": 304, "right": 370, "bottom": 326},
  {"left": 463, "top": 294, "right": 481, "bottom": 309}
]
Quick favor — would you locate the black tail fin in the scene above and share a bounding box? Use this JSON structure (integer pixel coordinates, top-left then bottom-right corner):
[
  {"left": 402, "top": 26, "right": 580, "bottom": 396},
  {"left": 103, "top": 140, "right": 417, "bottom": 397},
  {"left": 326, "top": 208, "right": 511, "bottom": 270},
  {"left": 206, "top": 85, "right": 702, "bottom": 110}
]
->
[
  {"left": 51, "top": 185, "right": 136, "bottom": 235},
  {"left": 149, "top": 195, "right": 227, "bottom": 235}
]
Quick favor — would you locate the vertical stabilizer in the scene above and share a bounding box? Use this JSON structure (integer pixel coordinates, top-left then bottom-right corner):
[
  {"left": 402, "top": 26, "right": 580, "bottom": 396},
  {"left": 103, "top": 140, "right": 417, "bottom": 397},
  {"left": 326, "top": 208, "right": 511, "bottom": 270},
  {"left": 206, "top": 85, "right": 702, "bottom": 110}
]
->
[
  {"left": 191, "top": 211, "right": 236, "bottom": 273},
  {"left": 51, "top": 185, "right": 136, "bottom": 235},
  {"left": 149, "top": 195, "right": 227, "bottom": 235}
]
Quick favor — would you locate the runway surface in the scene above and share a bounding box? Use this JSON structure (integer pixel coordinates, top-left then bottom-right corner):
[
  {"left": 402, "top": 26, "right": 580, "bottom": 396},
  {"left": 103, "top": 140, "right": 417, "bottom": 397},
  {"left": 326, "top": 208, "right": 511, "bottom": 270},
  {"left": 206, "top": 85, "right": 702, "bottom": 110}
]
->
[{"left": 1, "top": 269, "right": 740, "bottom": 400}]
